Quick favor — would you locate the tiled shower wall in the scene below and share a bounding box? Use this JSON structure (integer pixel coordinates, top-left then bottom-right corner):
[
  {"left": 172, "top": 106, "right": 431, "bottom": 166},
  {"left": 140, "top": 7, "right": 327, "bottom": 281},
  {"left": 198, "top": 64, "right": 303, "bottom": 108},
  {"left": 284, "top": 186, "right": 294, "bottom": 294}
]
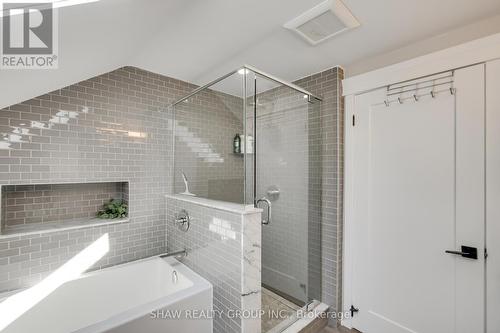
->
[
  {"left": 295, "top": 67, "right": 344, "bottom": 316},
  {"left": 173, "top": 90, "right": 244, "bottom": 203},
  {"left": 0, "top": 66, "right": 202, "bottom": 292}
]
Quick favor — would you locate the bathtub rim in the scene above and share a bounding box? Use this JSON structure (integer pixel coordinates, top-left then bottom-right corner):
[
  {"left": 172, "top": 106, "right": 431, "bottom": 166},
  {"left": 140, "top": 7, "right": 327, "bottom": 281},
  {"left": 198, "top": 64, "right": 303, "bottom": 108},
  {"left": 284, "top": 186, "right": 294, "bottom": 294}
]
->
[{"left": 0, "top": 256, "right": 213, "bottom": 333}]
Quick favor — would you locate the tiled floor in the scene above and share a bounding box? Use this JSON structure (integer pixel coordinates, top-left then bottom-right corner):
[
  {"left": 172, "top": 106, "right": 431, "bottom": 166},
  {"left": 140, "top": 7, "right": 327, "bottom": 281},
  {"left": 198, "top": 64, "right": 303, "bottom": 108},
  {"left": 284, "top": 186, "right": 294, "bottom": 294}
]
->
[
  {"left": 262, "top": 287, "right": 301, "bottom": 332},
  {"left": 260, "top": 287, "right": 357, "bottom": 333},
  {"left": 319, "top": 326, "right": 357, "bottom": 333}
]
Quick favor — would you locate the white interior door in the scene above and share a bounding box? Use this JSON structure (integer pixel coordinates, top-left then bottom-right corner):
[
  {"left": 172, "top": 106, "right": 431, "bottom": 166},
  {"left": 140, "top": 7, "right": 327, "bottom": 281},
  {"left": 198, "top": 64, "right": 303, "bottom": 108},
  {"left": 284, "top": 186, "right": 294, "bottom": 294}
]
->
[{"left": 348, "top": 64, "right": 485, "bottom": 333}]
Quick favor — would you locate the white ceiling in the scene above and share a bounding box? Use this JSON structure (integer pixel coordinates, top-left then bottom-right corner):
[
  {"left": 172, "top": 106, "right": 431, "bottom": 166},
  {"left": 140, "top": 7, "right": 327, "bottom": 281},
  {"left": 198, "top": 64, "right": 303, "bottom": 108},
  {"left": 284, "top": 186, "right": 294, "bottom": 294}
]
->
[{"left": 2, "top": 0, "right": 500, "bottom": 108}]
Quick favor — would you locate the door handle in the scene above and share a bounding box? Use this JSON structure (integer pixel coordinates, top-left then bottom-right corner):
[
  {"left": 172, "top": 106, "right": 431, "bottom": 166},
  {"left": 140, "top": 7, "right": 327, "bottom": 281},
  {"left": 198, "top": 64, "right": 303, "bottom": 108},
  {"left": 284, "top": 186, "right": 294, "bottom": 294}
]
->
[
  {"left": 445, "top": 245, "right": 478, "bottom": 260},
  {"left": 256, "top": 197, "right": 271, "bottom": 225}
]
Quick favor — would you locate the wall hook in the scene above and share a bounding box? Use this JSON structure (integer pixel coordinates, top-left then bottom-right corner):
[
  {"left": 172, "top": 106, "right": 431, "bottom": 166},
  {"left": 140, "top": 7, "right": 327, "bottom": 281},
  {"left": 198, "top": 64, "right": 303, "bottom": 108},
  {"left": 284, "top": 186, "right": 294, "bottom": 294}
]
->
[
  {"left": 450, "top": 87, "right": 455, "bottom": 95},
  {"left": 384, "top": 100, "right": 390, "bottom": 107},
  {"left": 413, "top": 94, "right": 419, "bottom": 102},
  {"left": 430, "top": 90, "right": 436, "bottom": 98},
  {"left": 398, "top": 97, "right": 403, "bottom": 104}
]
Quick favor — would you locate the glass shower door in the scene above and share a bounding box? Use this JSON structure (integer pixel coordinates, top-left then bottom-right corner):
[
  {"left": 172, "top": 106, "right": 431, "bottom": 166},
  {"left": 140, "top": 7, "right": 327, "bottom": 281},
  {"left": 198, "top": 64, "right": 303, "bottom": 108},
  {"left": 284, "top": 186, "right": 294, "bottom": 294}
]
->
[{"left": 252, "top": 75, "right": 322, "bottom": 305}]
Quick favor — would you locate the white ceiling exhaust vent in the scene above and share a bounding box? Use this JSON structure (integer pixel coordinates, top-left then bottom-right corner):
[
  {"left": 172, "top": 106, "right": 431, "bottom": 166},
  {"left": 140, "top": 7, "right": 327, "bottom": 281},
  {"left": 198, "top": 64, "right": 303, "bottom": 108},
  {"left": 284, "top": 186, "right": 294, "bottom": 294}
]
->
[{"left": 284, "top": 0, "right": 360, "bottom": 45}]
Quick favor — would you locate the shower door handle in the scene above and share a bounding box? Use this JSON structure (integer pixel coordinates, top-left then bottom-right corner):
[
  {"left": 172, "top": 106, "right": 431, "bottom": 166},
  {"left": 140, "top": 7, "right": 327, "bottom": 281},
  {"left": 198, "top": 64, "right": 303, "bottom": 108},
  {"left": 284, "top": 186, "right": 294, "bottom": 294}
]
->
[{"left": 256, "top": 197, "right": 271, "bottom": 225}]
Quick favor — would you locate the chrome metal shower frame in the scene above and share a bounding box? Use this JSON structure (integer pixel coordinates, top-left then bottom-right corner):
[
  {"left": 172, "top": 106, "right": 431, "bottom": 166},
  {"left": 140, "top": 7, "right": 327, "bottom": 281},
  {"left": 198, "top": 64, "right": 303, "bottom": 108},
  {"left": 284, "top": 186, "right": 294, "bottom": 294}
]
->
[{"left": 168, "top": 64, "right": 323, "bottom": 108}]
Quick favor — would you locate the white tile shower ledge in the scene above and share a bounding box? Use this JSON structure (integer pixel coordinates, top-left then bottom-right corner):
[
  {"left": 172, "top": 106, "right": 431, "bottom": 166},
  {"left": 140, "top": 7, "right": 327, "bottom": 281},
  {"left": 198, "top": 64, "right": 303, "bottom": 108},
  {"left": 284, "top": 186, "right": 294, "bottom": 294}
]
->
[
  {"left": 0, "top": 217, "right": 129, "bottom": 239},
  {"left": 165, "top": 194, "right": 262, "bottom": 215}
]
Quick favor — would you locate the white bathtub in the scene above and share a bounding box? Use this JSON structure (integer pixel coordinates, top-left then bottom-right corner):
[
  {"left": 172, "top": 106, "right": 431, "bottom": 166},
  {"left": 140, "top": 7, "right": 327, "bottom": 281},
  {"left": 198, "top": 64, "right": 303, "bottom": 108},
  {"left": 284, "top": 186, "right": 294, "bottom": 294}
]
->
[{"left": 0, "top": 257, "right": 213, "bottom": 333}]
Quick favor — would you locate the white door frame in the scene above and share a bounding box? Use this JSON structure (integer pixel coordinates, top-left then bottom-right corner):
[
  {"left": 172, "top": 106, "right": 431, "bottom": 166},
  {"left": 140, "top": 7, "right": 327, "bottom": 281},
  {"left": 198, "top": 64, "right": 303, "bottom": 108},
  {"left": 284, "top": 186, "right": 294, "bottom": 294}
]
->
[
  {"left": 341, "top": 33, "right": 500, "bottom": 329},
  {"left": 342, "top": 93, "right": 356, "bottom": 329},
  {"left": 486, "top": 60, "right": 500, "bottom": 333}
]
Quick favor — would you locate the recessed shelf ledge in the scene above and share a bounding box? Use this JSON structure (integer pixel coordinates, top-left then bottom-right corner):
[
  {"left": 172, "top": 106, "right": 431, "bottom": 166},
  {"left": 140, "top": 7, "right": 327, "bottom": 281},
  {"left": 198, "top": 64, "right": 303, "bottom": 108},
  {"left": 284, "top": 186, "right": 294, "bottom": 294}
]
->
[
  {"left": 0, "top": 217, "right": 129, "bottom": 239},
  {"left": 0, "top": 181, "right": 129, "bottom": 239}
]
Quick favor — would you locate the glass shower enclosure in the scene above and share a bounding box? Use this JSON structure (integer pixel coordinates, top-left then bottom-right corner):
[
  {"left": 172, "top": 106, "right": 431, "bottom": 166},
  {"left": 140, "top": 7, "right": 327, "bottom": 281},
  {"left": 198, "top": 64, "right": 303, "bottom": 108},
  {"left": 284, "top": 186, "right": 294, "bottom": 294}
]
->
[{"left": 171, "top": 65, "right": 322, "bottom": 332}]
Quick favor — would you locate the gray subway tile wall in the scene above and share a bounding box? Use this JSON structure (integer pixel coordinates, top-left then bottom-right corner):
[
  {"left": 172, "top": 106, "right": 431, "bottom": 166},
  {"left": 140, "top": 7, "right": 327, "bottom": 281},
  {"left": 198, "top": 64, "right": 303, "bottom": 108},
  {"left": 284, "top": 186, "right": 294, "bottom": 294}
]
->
[
  {"left": 173, "top": 89, "right": 245, "bottom": 203},
  {"left": 0, "top": 66, "right": 198, "bottom": 292}
]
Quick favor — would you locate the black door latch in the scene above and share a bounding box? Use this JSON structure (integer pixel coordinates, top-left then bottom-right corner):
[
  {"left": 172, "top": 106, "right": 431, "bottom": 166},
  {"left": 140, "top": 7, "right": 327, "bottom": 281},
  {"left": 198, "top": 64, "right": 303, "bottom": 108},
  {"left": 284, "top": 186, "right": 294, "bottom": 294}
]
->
[{"left": 445, "top": 245, "right": 478, "bottom": 260}]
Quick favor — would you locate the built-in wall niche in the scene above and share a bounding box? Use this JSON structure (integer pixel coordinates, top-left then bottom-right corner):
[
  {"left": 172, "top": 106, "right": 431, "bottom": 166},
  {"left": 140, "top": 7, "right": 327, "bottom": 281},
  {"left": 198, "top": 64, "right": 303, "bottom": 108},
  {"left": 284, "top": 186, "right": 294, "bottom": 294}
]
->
[{"left": 0, "top": 182, "right": 129, "bottom": 237}]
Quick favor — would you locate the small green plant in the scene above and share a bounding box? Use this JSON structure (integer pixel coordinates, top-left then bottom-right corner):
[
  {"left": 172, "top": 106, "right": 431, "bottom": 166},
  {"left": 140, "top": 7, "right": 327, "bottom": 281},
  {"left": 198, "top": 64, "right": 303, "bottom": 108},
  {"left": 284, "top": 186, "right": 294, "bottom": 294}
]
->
[{"left": 97, "top": 199, "right": 128, "bottom": 219}]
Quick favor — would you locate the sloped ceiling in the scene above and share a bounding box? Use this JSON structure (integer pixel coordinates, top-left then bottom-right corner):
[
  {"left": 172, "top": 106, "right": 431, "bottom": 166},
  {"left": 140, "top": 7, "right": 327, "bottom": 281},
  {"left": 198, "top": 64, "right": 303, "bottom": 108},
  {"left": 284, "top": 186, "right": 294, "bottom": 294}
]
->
[{"left": 2, "top": 0, "right": 500, "bottom": 109}]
